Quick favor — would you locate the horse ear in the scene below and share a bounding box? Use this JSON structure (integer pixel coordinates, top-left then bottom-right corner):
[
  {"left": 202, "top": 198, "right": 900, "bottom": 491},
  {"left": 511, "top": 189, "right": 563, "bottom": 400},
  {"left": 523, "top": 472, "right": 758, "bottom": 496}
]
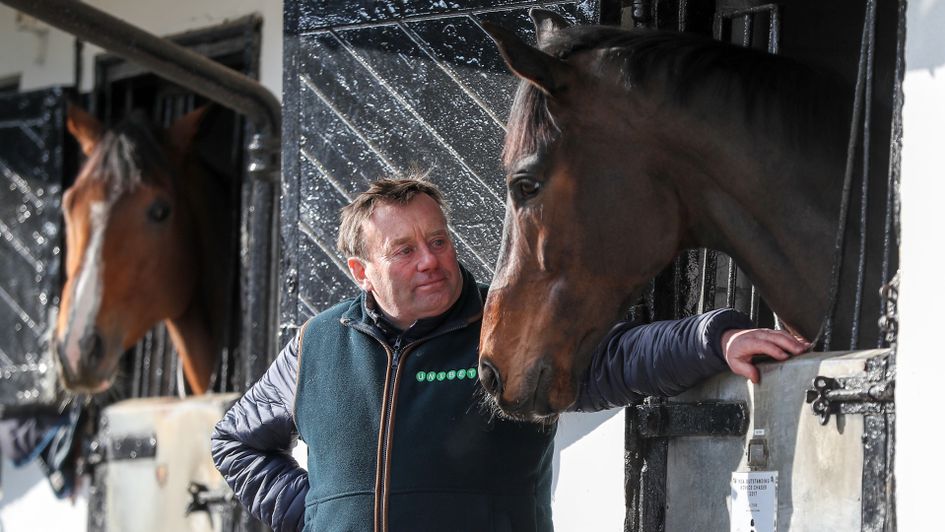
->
[
  {"left": 481, "top": 21, "right": 570, "bottom": 97},
  {"left": 66, "top": 104, "right": 103, "bottom": 156},
  {"left": 529, "top": 8, "right": 571, "bottom": 48},
  {"left": 166, "top": 106, "right": 209, "bottom": 156}
]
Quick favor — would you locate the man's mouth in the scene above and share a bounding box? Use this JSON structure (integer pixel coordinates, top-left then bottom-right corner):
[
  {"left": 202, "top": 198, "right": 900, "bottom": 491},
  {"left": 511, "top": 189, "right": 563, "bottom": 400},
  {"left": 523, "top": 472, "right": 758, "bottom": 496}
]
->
[{"left": 416, "top": 277, "right": 446, "bottom": 289}]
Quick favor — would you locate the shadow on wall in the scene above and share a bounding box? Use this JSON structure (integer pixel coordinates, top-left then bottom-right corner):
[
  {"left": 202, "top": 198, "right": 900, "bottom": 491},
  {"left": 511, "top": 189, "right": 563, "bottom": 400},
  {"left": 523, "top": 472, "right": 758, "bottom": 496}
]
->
[{"left": 907, "top": 0, "right": 945, "bottom": 71}]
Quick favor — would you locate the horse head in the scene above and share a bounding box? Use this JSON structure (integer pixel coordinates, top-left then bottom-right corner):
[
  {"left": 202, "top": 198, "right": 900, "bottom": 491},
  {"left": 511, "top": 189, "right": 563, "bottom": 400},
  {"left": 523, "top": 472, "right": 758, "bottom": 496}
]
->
[
  {"left": 55, "top": 104, "right": 210, "bottom": 394},
  {"left": 478, "top": 9, "right": 876, "bottom": 420},
  {"left": 478, "top": 11, "right": 687, "bottom": 419}
]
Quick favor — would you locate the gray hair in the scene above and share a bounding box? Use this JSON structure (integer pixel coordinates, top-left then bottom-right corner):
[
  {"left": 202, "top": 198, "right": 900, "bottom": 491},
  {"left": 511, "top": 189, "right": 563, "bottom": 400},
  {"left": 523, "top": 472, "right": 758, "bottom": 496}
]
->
[{"left": 337, "top": 174, "right": 449, "bottom": 258}]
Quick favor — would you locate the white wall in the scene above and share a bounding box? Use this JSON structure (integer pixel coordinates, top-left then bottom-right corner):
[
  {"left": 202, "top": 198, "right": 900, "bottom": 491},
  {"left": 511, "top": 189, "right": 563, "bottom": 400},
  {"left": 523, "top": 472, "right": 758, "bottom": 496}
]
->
[
  {"left": 895, "top": 0, "right": 945, "bottom": 528},
  {"left": 552, "top": 410, "right": 625, "bottom": 531},
  {"left": 0, "top": 0, "right": 283, "bottom": 97}
]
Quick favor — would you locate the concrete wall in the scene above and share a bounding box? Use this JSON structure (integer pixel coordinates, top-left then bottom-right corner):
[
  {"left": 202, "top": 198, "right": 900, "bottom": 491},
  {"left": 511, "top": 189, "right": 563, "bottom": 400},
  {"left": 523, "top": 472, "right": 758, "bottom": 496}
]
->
[{"left": 896, "top": 0, "right": 945, "bottom": 528}]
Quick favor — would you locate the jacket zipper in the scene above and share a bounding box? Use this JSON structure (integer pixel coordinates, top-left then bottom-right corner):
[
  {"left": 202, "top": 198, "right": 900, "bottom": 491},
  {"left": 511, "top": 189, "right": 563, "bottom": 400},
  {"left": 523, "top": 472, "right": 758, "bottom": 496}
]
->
[
  {"left": 377, "top": 335, "right": 405, "bottom": 532},
  {"left": 345, "top": 314, "right": 481, "bottom": 532}
]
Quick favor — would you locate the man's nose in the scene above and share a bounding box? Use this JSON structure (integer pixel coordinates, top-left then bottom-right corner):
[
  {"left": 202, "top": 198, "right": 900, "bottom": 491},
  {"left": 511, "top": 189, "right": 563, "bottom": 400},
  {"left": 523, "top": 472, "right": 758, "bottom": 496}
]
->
[{"left": 416, "top": 244, "right": 438, "bottom": 270}]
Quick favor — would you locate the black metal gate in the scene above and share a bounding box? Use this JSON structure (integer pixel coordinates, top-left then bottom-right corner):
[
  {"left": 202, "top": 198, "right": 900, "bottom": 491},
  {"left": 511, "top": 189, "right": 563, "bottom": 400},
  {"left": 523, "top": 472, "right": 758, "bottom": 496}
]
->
[
  {"left": 280, "top": 0, "right": 606, "bottom": 345},
  {"left": 623, "top": 1, "right": 902, "bottom": 531},
  {"left": 0, "top": 87, "right": 70, "bottom": 414}
]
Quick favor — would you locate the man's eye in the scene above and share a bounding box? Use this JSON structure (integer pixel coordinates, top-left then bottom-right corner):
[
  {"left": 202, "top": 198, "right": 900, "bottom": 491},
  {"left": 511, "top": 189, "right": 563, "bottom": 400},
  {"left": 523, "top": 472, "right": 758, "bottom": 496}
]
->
[
  {"left": 397, "top": 247, "right": 413, "bottom": 256},
  {"left": 431, "top": 239, "right": 446, "bottom": 249}
]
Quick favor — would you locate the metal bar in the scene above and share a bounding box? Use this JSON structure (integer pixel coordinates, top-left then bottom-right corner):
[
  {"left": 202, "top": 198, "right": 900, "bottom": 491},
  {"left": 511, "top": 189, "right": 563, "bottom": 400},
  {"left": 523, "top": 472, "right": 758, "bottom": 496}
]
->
[
  {"left": 880, "top": 0, "right": 907, "bottom": 347},
  {"left": 0, "top": 0, "right": 278, "bottom": 132},
  {"left": 726, "top": 257, "right": 737, "bottom": 308},
  {"left": 767, "top": 6, "right": 780, "bottom": 54},
  {"left": 749, "top": 285, "right": 760, "bottom": 324},
  {"left": 130, "top": 342, "right": 143, "bottom": 398},
  {"left": 860, "top": 413, "right": 892, "bottom": 531},
  {"left": 851, "top": 0, "right": 877, "bottom": 350},
  {"left": 742, "top": 14, "right": 753, "bottom": 48},
  {"left": 819, "top": 0, "right": 876, "bottom": 351},
  {"left": 635, "top": 401, "right": 748, "bottom": 438},
  {"left": 698, "top": 249, "right": 716, "bottom": 313}
]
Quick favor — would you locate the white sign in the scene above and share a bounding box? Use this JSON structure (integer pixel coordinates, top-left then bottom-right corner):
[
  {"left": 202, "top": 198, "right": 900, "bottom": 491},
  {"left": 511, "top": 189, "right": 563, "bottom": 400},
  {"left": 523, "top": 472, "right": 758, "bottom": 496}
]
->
[{"left": 730, "top": 471, "right": 778, "bottom": 532}]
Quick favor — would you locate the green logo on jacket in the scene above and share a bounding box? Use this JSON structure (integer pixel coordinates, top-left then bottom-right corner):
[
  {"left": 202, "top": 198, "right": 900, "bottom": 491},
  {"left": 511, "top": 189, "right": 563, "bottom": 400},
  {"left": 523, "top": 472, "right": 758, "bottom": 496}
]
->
[{"left": 416, "top": 368, "right": 477, "bottom": 383}]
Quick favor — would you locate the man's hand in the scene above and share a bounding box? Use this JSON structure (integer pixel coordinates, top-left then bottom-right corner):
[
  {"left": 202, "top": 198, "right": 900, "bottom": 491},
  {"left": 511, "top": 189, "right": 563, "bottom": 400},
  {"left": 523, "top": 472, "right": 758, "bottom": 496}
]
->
[{"left": 721, "top": 329, "right": 810, "bottom": 384}]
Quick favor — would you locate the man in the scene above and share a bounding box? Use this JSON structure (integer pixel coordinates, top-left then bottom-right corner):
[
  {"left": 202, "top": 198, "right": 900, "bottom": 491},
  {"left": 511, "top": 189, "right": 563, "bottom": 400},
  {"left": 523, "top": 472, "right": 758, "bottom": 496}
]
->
[{"left": 211, "top": 177, "right": 806, "bottom": 532}]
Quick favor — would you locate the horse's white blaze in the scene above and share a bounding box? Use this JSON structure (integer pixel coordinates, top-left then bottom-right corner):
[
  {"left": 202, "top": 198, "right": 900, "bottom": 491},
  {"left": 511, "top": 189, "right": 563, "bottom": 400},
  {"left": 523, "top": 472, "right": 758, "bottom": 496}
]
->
[{"left": 63, "top": 201, "right": 109, "bottom": 362}]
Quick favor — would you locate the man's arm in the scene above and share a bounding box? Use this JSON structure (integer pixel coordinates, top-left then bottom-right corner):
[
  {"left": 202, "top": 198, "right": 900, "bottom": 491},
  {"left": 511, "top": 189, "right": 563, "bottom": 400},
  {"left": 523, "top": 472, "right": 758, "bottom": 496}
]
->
[
  {"left": 211, "top": 334, "right": 308, "bottom": 532},
  {"left": 570, "top": 308, "right": 807, "bottom": 412}
]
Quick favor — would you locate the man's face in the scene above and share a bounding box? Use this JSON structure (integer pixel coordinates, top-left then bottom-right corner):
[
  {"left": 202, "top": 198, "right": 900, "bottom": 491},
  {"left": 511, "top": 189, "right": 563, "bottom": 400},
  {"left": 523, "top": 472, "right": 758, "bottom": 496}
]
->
[{"left": 348, "top": 194, "right": 463, "bottom": 329}]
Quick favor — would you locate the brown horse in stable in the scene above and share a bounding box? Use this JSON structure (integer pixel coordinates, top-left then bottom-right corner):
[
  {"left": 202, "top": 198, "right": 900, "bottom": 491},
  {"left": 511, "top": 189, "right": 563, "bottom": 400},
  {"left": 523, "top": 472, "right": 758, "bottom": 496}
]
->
[
  {"left": 55, "top": 105, "right": 233, "bottom": 395},
  {"left": 478, "top": 11, "right": 892, "bottom": 419}
]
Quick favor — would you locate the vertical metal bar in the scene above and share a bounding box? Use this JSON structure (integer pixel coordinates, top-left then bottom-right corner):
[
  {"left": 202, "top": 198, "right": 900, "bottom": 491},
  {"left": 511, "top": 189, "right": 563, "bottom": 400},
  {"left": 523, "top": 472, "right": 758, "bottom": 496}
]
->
[
  {"left": 698, "top": 248, "right": 717, "bottom": 313},
  {"left": 742, "top": 14, "right": 753, "bottom": 47},
  {"left": 152, "top": 326, "right": 167, "bottom": 397},
  {"left": 768, "top": 6, "right": 780, "bottom": 54},
  {"left": 677, "top": 0, "right": 688, "bottom": 32},
  {"left": 880, "top": 0, "right": 907, "bottom": 347},
  {"left": 164, "top": 333, "right": 175, "bottom": 395},
  {"left": 131, "top": 341, "right": 143, "bottom": 398},
  {"left": 750, "top": 285, "right": 760, "bottom": 324},
  {"left": 140, "top": 330, "right": 152, "bottom": 397},
  {"left": 851, "top": 0, "right": 877, "bottom": 350},
  {"left": 726, "top": 257, "right": 738, "bottom": 308},
  {"left": 821, "top": 0, "right": 875, "bottom": 351},
  {"left": 712, "top": 12, "right": 723, "bottom": 40}
]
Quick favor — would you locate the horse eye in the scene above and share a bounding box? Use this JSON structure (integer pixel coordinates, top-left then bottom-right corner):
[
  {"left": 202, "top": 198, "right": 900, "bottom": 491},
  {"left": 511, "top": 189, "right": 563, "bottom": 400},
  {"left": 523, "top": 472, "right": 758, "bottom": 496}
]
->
[
  {"left": 513, "top": 178, "right": 542, "bottom": 201},
  {"left": 147, "top": 200, "right": 171, "bottom": 223}
]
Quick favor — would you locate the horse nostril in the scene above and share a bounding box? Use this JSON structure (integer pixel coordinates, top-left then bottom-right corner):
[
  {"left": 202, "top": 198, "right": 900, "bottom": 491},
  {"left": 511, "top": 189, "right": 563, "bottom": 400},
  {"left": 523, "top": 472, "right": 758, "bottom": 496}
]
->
[
  {"left": 479, "top": 359, "right": 503, "bottom": 397},
  {"left": 81, "top": 331, "right": 106, "bottom": 369}
]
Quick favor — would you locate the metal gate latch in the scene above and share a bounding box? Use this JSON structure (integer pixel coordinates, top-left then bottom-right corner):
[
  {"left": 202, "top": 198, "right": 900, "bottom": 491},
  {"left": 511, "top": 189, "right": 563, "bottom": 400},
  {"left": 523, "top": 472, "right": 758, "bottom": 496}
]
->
[
  {"left": 805, "top": 356, "right": 895, "bottom": 425},
  {"left": 186, "top": 481, "right": 236, "bottom": 516}
]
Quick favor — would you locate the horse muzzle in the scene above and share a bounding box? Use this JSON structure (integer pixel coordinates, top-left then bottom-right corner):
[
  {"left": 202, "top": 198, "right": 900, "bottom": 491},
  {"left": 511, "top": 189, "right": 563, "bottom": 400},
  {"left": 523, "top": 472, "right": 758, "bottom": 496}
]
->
[
  {"left": 55, "top": 329, "right": 113, "bottom": 392},
  {"left": 479, "top": 356, "right": 563, "bottom": 420}
]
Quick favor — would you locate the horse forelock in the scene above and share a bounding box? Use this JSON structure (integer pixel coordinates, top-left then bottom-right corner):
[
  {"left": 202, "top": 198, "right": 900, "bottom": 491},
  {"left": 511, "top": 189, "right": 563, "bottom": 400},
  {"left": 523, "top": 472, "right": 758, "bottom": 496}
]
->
[
  {"left": 502, "top": 82, "right": 558, "bottom": 171},
  {"left": 84, "top": 112, "right": 174, "bottom": 198}
]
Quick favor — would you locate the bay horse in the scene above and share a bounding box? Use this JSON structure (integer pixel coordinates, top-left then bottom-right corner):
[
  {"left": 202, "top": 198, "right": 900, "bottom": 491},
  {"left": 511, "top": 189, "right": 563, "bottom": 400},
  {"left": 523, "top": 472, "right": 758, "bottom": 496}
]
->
[
  {"left": 478, "top": 10, "right": 892, "bottom": 419},
  {"left": 55, "top": 104, "right": 234, "bottom": 395}
]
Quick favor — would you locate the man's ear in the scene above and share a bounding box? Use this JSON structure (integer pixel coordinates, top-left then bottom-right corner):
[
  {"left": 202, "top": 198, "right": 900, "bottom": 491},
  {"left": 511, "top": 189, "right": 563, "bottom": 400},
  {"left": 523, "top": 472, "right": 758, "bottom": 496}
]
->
[
  {"left": 480, "top": 20, "right": 572, "bottom": 97},
  {"left": 66, "top": 104, "right": 104, "bottom": 156},
  {"left": 529, "top": 8, "right": 571, "bottom": 48},
  {"left": 347, "top": 257, "right": 372, "bottom": 292}
]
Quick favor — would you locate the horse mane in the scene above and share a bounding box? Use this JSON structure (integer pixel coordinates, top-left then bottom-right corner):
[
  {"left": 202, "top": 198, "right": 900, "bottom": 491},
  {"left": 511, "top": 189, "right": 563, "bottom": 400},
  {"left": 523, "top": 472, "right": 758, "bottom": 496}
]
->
[
  {"left": 503, "top": 26, "right": 851, "bottom": 169},
  {"left": 86, "top": 111, "right": 173, "bottom": 196}
]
